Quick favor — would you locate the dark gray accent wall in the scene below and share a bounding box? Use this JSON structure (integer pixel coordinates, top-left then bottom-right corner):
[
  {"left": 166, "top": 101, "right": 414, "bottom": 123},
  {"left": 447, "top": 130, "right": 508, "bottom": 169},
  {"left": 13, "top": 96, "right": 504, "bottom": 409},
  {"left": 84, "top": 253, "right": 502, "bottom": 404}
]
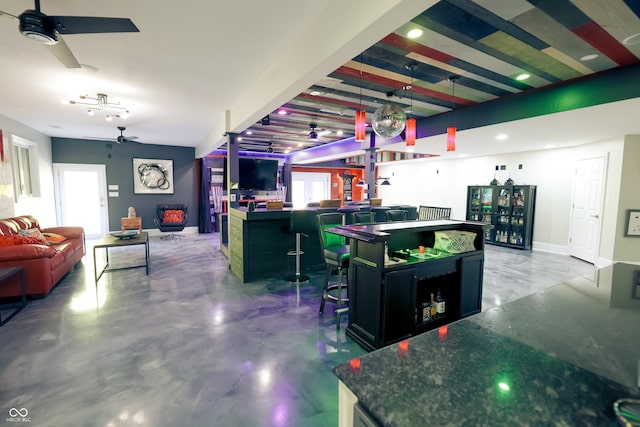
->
[{"left": 51, "top": 137, "right": 197, "bottom": 232}]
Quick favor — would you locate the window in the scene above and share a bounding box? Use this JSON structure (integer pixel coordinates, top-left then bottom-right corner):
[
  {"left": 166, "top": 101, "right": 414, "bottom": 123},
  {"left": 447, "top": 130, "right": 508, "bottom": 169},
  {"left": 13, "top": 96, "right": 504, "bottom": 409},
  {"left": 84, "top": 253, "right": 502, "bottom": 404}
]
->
[{"left": 12, "top": 136, "right": 37, "bottom": 199}]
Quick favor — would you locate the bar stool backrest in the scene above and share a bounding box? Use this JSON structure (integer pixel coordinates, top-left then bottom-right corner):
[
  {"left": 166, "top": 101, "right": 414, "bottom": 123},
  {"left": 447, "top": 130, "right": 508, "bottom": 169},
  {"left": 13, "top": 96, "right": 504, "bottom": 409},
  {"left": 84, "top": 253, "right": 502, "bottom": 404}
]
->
[
  {"left": 352, "top": 211, "right": 375, "bottom": 224},
  {"left": 418, "top": 206, "right": 452, "bottom": 220}
]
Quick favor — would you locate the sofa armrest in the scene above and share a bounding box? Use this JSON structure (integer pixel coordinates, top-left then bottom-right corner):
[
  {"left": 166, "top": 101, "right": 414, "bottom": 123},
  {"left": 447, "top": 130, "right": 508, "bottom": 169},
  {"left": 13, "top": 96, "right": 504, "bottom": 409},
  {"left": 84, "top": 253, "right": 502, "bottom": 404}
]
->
[
  {"left": 42, "top": 226, "right": 84, "bottom": 240},
  {"left": 0, "top": 244, "right": 57, "bottom": 261}
]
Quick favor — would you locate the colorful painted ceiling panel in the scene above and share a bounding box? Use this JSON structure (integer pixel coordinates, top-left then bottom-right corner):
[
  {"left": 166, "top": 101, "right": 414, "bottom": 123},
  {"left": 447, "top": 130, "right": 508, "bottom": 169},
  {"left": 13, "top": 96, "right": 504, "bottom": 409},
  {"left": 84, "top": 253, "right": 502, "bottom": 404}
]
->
[{"left": 235, "top": 0, "right": 640, "bottom": 154}]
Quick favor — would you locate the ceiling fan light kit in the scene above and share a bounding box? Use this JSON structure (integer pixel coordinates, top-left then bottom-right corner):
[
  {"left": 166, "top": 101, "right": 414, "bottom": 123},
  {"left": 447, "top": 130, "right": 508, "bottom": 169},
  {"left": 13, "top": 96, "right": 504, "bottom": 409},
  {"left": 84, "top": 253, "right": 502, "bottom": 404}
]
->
[
  {"left": 13, "top": 0, "right": 139, "bottom": 69},
  {"left": 19, "top": 9, "right": 57, "bottom": 44}
]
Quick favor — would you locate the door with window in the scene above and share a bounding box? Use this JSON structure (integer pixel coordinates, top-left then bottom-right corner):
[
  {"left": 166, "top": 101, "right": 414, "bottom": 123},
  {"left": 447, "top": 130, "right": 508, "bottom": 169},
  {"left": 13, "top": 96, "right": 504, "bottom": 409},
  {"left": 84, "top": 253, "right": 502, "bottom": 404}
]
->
[
  {"left": 53, "top": 164, "right": 109, "bottom": 239},
  {"left": 291, "top": 172, "right": 331, "bottom": 208}
]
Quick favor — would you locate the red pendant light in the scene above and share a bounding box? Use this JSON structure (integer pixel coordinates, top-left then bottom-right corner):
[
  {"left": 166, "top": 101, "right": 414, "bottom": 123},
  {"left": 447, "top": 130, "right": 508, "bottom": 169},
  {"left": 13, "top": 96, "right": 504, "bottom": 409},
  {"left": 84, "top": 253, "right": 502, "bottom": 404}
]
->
[
  {"left": 405, "top": 118, "right": 416, "bottom": 146},
  {"left": 355, "top": 54, "right": 367, "bottom": 142},
  {"left": 355, "top": 110, "right": 366, "bottom": 142},
  {"left": 447, "top": 127, "right": 456, "bottom": 151},
  {"left": 447, "top": 76, "right": 458, "bottom": 152},
  {"left": 405, "top": 63, "right": 417, "bottom": 147}
]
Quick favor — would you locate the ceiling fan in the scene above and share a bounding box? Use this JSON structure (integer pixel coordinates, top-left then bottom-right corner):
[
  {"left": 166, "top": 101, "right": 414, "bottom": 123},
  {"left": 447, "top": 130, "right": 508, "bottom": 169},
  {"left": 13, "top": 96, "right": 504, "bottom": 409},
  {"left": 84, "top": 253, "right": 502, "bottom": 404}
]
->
[
  {"left": 0, "top": 0, "right": 139, "bottom": 68},
  {"left": 116, "top": 126, "right": 139, "bottom": 144}
]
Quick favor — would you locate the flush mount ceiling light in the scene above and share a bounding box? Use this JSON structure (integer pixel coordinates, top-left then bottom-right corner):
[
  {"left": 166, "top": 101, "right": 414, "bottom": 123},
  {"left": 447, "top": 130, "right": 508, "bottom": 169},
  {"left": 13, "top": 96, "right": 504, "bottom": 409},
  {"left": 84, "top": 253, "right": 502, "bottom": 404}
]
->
[
  {"left": 61, "top": 93, "right": 130, "bottom": 121},
  {"left": 515, "top": 73, "right": 530, "bottom": 81},
  {"left": 407, "top": 28, "right": 423, "bottom": 39}
]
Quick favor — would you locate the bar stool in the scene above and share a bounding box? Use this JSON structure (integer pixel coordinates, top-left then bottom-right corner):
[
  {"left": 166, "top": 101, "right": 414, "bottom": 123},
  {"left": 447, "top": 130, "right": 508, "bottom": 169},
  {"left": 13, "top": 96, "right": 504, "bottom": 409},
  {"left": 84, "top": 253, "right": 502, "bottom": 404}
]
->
[
  {"left": 286, "top": 210, "right": 315, "bottom": 304},
  {"left": 385, "top": 209, "right": 408, "bottom": 221},
  {"left": 370, "top": 206, "right": 391, "bottom": 222},
  {"left": 316, "top": 212, "right": 349, "bottom": 325},
  {"left": 352, "top": 211, "right": 374, "bottom": 224}
]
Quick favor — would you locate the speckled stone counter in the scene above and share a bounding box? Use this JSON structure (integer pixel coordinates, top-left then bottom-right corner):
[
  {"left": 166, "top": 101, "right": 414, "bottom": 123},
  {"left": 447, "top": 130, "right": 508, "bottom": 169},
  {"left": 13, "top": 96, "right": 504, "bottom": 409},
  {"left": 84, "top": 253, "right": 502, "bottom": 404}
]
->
[{"left": 334, "top": 265, "right": 640, "bottom": 426}]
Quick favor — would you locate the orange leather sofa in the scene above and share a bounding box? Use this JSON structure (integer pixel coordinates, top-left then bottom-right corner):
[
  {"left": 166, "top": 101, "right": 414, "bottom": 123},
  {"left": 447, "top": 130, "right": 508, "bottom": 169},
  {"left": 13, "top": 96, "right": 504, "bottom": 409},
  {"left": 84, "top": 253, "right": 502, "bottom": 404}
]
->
[{"left": 0, "top": 215, "right": 84, "bottom": 298}]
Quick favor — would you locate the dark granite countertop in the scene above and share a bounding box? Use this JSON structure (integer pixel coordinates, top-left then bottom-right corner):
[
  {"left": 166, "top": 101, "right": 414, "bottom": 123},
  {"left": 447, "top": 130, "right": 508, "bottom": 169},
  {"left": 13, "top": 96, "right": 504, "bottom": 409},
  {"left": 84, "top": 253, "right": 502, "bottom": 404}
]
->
[{"left": 333, "top": 264, "right": 640, "bottom": 426}]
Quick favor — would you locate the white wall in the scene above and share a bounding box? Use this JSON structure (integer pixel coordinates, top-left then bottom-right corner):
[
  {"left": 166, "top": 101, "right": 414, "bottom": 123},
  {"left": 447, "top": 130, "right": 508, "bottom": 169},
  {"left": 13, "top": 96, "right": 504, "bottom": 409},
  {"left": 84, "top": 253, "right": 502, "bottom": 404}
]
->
[
  {"left": 377, "top": 139, "right": 626, "bottom": 257},
  {"left": 0, "top": 113, "right": 56, "bottom": 226},
  {"left": 613, "top": 136, "right": 640, "bottom": 263}
]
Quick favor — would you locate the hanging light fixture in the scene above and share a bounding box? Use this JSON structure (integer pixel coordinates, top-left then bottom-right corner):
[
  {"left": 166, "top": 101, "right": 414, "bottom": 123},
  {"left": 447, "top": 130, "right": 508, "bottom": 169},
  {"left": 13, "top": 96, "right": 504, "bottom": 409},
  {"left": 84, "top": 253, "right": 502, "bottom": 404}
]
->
[
  {"left": 355, "top": 54, "right": 366, "bottom": 142},
  {"left": 60, "top": 93, "right": 130, "bottom": 121},
  {"left": 405, "top": 63, "right": 417, "bottom": 147},
  {"left": 447, "top": 77, "right": 458, "bottom": 152}
]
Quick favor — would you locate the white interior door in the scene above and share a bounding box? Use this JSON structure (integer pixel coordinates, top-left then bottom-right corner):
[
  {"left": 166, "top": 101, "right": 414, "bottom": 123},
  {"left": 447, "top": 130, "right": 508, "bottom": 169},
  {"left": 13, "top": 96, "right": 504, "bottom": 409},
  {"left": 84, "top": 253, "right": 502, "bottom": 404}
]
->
[
  {"left": 291, "top": 172, "right": 331, "bottom": 208},
  {"left": 53, "top": 163, "right": 109, "bottom": 239},
  {"left": 569, "top": 155, "right": 607, "bottom": 263}
]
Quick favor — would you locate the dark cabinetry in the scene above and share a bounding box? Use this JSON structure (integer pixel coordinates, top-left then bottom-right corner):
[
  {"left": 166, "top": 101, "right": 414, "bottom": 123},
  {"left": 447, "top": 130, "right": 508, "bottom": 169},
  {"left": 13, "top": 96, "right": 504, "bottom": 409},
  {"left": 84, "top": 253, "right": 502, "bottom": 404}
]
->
[
  {"left": 467, "top": 185, "right": 536, "bottom": 250},
  {"left": 332, "top": 221, "right": 485, "bottom": 351}
]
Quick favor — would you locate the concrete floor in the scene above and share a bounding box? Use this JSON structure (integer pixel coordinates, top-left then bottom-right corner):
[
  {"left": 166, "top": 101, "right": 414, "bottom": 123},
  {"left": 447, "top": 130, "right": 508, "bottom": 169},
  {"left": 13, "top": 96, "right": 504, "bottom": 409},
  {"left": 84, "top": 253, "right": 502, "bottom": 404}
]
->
[{"left": 0, "top": 232, "right": 594, "bottom": 427}]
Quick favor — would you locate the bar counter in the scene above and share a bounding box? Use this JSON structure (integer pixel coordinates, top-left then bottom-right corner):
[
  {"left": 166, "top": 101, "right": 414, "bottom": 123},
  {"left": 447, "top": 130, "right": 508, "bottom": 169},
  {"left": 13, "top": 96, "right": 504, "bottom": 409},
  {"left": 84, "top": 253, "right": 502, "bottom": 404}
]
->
[{"left": 333, "top": 263, "right": 640, "bottom": 426}]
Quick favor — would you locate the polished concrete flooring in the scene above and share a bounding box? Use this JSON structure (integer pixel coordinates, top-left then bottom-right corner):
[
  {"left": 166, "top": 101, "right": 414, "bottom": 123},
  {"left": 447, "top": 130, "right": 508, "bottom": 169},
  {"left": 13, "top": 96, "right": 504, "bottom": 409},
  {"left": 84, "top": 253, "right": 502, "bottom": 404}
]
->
[{"left": 0, "top": 232, "right": 595, "bottom": 427}]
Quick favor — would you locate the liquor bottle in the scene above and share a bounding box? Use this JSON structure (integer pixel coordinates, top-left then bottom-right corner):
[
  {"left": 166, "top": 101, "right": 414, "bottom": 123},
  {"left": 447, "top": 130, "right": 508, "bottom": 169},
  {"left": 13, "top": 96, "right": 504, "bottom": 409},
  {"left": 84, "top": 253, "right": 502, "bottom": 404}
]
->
[
  {"left": 422, "top": 302, "right": 431, "bottom": 323},
  {"left": 430, "top": 293, "right": 437, "bottom": 319},
  {"left": 435, "top": 288, "right": 445, "bottom": 318}
]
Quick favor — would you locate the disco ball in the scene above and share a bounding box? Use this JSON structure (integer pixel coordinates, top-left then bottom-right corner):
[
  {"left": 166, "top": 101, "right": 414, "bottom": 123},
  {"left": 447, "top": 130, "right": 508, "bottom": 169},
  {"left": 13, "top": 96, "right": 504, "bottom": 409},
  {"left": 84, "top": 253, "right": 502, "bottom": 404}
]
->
[{"left": 372, "top": 103, "right": 406, "bottom": 138}]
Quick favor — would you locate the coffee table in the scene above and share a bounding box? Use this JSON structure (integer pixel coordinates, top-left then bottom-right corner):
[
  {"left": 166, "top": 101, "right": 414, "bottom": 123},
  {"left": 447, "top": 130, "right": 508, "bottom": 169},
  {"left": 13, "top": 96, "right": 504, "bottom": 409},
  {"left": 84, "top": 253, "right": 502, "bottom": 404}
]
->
[{"left": 93, "top": 231, "right": 150, "bottom": 284}]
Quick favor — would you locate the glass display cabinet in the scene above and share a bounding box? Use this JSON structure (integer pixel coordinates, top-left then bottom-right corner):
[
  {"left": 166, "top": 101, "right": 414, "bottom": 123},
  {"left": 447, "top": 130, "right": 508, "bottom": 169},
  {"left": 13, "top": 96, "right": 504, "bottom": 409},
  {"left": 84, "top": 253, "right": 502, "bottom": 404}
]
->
[{"left": 466, "top": 185, "right": 536, "bottom": 250}]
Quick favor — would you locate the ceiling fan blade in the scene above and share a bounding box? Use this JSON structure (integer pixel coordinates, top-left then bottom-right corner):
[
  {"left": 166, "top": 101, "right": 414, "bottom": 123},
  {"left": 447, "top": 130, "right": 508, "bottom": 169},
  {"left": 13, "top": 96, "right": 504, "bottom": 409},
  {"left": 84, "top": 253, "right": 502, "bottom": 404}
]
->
[
  {"left": 51, "top": 16, "right": 139, "bottom": 34},
  {"left": 45, "top": 35, "right": 80, "bottom": 68}
]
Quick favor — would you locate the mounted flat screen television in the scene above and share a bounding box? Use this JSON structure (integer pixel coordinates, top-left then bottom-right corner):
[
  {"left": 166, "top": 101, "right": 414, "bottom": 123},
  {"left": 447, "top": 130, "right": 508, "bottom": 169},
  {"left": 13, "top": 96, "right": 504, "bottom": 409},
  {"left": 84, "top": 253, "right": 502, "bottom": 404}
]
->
[{"left": 223, "top": 158, "right": 279, "bottom": 191}]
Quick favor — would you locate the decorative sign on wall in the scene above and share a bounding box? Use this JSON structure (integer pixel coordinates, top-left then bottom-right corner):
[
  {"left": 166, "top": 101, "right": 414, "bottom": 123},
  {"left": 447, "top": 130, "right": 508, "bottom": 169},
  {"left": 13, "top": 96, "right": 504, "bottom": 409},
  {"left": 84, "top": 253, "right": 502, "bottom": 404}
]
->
[{"left": 133, "top": 158, "right": 174, "bottom": 194}]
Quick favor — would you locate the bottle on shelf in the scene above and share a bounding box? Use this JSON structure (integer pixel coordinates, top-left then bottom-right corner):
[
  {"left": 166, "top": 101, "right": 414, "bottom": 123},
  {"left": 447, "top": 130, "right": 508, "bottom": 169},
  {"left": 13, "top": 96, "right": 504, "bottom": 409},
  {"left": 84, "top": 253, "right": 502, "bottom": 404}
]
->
[
  {"left": 422, "top": 302, "right": 431, "bottom": 323},
  {"left": 435, "top": 288, "right": 445, "bottom": 319},
  {"left": 430, "top": 293, "right": 437, "bottom": 319}
]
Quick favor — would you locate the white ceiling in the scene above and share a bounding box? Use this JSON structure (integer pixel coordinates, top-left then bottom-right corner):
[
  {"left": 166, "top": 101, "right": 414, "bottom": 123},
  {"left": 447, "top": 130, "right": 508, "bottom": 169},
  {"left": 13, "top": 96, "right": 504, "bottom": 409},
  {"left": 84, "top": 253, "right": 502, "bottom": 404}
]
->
[
  {"left": 1, "top": 0, "right": 638, "bottom": 161},
  {"left": 0, "top": 0, "right": 431, "bottom": 156}
]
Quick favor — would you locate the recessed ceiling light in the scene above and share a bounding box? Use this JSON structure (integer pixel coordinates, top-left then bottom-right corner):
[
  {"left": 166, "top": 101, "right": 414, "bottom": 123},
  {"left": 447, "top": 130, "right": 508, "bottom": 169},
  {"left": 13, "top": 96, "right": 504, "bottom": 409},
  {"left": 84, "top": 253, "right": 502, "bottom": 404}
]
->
[
  {"left": 623, "top": 33, "right": 640, "bottom": 45},
  {"left": 336, "top": 130, "right": 343, "bottom": 136},
  {"left": 407, "top": 29, "right": 423, "bottom": 39},
  {"left": 245, "top": 130, "right": 253, "bottom": 135},
  {"left": 496, "top": 134, "right": 508, "bottom": 140},
  {"left": 237, "top": 136, "right": 243, "bottom": 141},
  {"left": 310, "top": 90, "right": 321, "bottom": 96},
  {"left": 580, "top": 53, "right": 599, "bottom": 61},
  {"left": 515, "top": 73, "right": 530, "bottom": 81},
  {"left": 277, "top": 109, "right": 287, "bottom": 115},
  {"left": 297, "top": 142, "right": 303, "bottom": 147},
  {"left": 544, "top": 144, "right": 555, "bottom": 149}
]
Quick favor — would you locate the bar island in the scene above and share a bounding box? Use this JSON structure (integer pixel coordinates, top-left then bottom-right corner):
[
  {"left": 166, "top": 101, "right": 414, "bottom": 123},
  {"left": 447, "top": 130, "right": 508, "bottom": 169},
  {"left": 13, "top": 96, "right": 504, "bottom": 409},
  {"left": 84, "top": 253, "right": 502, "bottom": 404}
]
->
[
  {"left": 333, "top": 263, "right": 640, "bottom": 426},
  {"left": 328, "top": 220, "right": 487, "bottom": 351}
]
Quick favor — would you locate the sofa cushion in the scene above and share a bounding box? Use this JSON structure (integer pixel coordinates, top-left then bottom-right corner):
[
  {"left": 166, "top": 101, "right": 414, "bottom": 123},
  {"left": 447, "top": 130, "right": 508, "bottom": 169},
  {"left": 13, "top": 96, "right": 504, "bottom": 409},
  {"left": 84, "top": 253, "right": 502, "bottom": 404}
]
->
[
  {"left": 163, "top": 209, "right": 184, "bottom": 223},
  {"left": 0, "top": 215, "right": 41, "bottom": 236},
  {"left": 0, "top": 235, "right": 49, "bottom": 247},
  {"left": 18, "top": 228, "right": 47, "bottom": 243},
  {"left": 42, "top": 232, "right": 67, "bottom": 244}
]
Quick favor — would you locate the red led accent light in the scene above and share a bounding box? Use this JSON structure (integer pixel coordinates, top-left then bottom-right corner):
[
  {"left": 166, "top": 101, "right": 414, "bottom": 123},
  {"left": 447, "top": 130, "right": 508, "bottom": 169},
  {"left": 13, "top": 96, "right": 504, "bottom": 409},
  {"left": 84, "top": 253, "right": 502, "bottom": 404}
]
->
[
  {"left": 438, "top": 325, "right": 448, "bottom": 341},
  {"left": 349, "top": 357, "right": 361, "bottom": 370},
  {"left": 355, "top": 110, "right": 366, "bottom": 142},
  {"left": 405, "top": 118, "right": 416, "bottom": 146},
  {"left": 398, "top": 340, "right": 409, "bottom": 352},
  {"left": 447, "top": 127, "right": 456, "bottom": 151}
]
